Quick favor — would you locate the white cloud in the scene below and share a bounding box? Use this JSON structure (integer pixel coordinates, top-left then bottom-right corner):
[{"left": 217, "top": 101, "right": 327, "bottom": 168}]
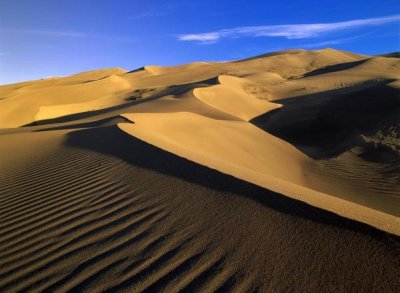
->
[
  {"left": 178, "top": 14, "right": 400, "bottom": 44},
  {"left": 179, "top": 32, "right": 221, "bottom": 42}
]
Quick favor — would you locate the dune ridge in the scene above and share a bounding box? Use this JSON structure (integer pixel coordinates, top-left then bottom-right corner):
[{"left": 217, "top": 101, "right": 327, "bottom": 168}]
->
[{"left": 118, "top": 109, "right": 399, "bottom": 235}]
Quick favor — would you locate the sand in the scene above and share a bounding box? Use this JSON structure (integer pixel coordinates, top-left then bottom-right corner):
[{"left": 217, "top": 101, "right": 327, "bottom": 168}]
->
[{"left": 0, "top": 49, "right": 399, "bottom": 291}]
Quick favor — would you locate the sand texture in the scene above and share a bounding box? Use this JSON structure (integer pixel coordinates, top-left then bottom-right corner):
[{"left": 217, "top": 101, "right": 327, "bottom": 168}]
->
[{"left": 0, "top": 49, "right": 399, "bottom": 292}]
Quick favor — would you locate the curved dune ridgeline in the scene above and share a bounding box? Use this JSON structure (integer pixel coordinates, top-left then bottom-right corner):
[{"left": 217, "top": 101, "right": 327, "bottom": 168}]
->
[{"left": 0, "top": 49, "right": 399, "bottom": 291}]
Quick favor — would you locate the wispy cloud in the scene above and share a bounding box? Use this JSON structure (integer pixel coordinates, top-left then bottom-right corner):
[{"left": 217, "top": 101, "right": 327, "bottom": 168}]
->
[{"left": 178, "top": 14, "right": 400, "bottom": 44}]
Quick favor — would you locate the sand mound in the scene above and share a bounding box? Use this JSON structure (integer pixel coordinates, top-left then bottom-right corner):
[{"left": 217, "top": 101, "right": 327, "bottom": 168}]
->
[
  {"left": 0, "top": 49, "right": 399, "bottom": 291},
  {"left": 120, "top": 112, "right": 307, "bottom": 183},
  {"left": 0, "top": 48, "right": 369, "bottom": 128},
  {"left": 60, "top": 68, "right": 128, "bottom": 84},
  {"left": 119, "top": 112, "right": 400, "bottom": 235},
  {"left": 193, "top": 75, "right": 280, "bottom": 120},
  {"left": 0, "top": 69, "right": 132, "bottom": 128}
]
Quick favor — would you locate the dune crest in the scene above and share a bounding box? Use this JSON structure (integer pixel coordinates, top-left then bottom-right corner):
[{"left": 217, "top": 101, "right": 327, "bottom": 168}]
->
[{"left": 193, "top": 75, "right": 280, "bottom": 120}]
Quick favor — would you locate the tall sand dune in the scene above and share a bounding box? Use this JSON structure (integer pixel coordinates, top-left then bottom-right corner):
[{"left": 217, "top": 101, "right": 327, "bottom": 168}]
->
[{"left": 0, "top": 49, "right": 399, "bottom": 291}]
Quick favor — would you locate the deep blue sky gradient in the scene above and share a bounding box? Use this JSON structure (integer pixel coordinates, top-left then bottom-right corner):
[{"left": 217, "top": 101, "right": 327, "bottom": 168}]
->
[{"left": 0, "top": 0, "right": 399, "bottom": 84}]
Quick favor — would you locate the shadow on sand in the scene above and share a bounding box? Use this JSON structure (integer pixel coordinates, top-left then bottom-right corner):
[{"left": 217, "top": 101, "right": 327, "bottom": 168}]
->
[
  {"left": 251, "top": 82, "right": 400, "bottom": 159},
  {"left": 64, "top": 124, "right": 398, "bottom": 239},
  {"left": 302, "top": 59, "right": 367, "bottom": 78}
]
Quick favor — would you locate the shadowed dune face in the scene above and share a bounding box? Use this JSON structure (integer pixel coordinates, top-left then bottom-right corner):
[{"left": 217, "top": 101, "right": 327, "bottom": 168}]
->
[
  {"left": 63, "top": 125, "right": 398, "bottom": 231},
  {"left": 0, "top": 49, "right": 400, "bottom": 291},
  {"left": 302, "top": 59, "right": 368, "bottom": 77},
  {"left": 250, "top": 82, "right": 400, "bottom": 216},
  {"left": 251, "top": 82, "right": 400, "bottom": 157}
]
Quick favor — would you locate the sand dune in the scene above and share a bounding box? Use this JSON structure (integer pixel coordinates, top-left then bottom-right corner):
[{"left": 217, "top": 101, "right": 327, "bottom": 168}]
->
[
  {"left": 0, "top": 48, "right": 370, "bottom": 128},
  {"left": 193, "top": 75, "right": 280, "bottom": 120},
  {"left": 120, "top": 112, "right": 307, "bottom": 183},
  {"left": 0, "top": 49, "right": 399, "bottom": 291},
  {"left": 119, "top": 112, "right": 400, "bottom": 234}
]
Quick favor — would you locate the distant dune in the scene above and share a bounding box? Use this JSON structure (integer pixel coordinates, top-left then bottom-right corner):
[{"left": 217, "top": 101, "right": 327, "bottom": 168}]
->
[{"left": 0, "top": 49, "right": 399, "bottom": 291}]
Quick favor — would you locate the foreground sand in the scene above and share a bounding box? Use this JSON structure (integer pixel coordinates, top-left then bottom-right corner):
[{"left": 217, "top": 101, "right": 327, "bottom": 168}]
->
[{"left": 0, "top": 49, "right": 399, "bottom": 291}]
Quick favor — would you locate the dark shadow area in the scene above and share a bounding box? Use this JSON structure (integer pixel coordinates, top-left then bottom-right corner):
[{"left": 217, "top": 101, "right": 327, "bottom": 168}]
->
[
  {"left": 34, "top": 116, "right": 129, "bottom": 132},
  {"left": 378, "top": 52, "right": 400, "bottom": 58},
  {"left": 302, "top": 59, "right": 367, "bottom": 77},
  {"left": 125, "top": 66, "right": 145, "bottom": 74},
  {"left": 82, "top": 75, "right": 113, "bottom": 83},
  {"left": 125, "top": 77, "right": 217, "bottom": 102},
  {"left": 233, "top": 49, "right": 305, "bottom": 63},
  {"left": 251, "top": 82, "right": 400, "bottom": 159},
  {"left": 23, "top": 98, "right": 157, "bottom": 127},
  {"left": 23, "top": 86, "right": 191, "bottom": 128},
  {"left": 65, "top": 125, "right": 399, "bottom": 239}
]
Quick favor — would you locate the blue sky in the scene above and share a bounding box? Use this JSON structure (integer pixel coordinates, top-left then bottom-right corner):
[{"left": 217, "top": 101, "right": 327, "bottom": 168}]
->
[{"left": 0, "top": 0, "right": 399, "bottom": 85}]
